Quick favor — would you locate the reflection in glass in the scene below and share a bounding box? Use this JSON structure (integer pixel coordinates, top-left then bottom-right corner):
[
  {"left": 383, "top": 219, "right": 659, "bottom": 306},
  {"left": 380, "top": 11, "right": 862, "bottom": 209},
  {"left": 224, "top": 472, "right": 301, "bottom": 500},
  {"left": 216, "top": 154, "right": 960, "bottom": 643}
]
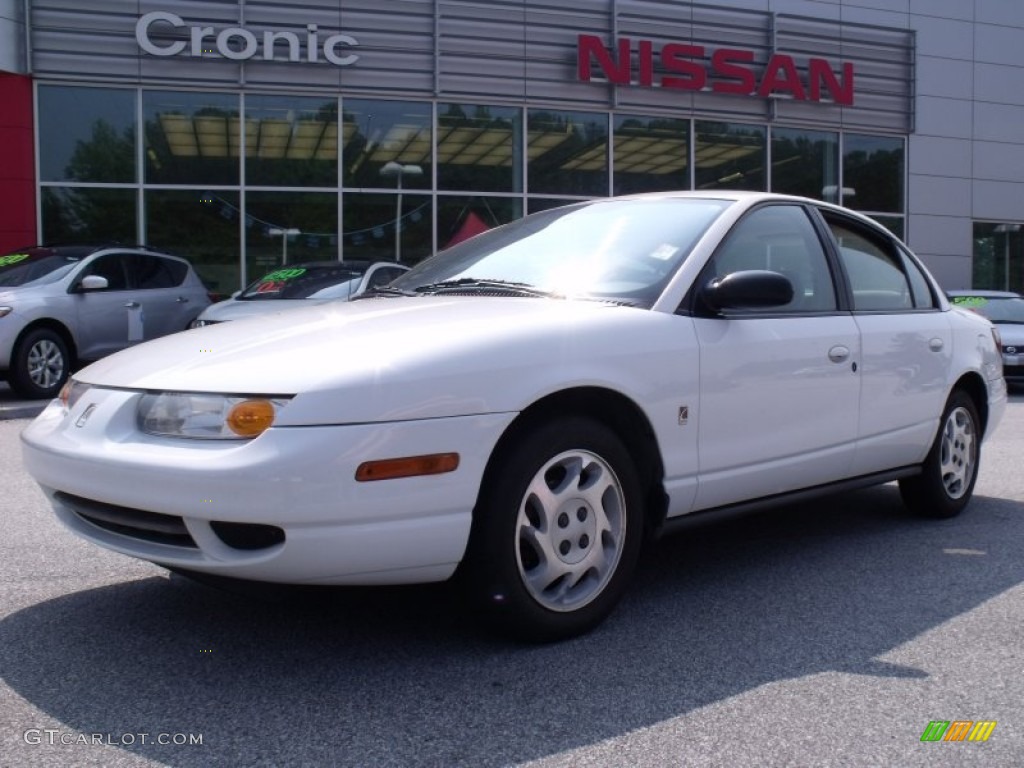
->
[
  {"left": 343, "top": 193, "right": 432, "bottom": 265},
  {"left": 695, "top": 121, "right": 766, "bottom": 191},
  {"left": 146, "top": 190, "right": 241, "bottom": 298},
  {"left": 342, "top": 100, "right": 431, "bottom": 190},
  {"left": 973, "top": 222, "right": 1023, "bottom": 291},
  {"left": 144, "top": 91, "right": 241, "bottom": 185},
  {"left": 771, "top": 127, "right": 838, "bottom": 201},
  {"left": 614, "top": 115, "right": 689, "bottom": 195},
  {"left": 437, "top": 196, "right": 522, "bottom": 251},
  {"left": 437, "top": 104, "right": 522, "bottom": 193},
  {"left": 245, "top": 95, "right": 339, "bottom": 187},
  {"left": 527, "top": 109, "right": 608, "bottom": 196},
  {"left": 843, "top": 134, "right": 904, "bottom": 213},
  {"left": 38, "top": 86, "right": 137, "bottom": 183},
  {"left": 245, "top": 192, "right": 338, "bottom": 285},
  {"left": 41, "top": 188, "right": 136, "bottom": 244}
]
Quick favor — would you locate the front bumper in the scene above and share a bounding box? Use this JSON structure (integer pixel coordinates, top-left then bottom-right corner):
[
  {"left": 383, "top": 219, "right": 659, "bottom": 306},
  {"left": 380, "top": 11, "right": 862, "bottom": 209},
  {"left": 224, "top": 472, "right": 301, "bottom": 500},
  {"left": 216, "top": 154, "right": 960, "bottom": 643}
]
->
[{"left": 22, "top": 391, "right": 515, "bottom": 584}]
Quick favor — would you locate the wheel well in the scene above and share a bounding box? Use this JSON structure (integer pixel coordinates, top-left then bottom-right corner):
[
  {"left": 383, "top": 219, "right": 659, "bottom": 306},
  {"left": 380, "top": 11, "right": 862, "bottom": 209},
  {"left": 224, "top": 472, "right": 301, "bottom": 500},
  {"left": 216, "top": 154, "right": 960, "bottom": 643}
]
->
[
  {"left": 479, "top": 387, "right": 669, "bottom": 535},
  {"left": 13, "top": 320, "right": 78, "bottom": 366},
  {"left": 953, "top": 373, "right": 990, "bottom": 437}
]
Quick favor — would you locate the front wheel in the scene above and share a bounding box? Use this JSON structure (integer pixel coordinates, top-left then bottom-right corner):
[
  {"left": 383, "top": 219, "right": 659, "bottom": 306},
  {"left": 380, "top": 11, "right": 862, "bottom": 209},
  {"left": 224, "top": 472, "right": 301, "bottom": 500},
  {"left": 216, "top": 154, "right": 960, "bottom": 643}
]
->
[
  {"left": 462, "top": 417, "right": 645, "bottom": 642},
  {"left": 899, "top": 390, "right": 980, "bottom": 519},
  {"left": 9, "top": 328, "right": 70, "bottom": 399}
]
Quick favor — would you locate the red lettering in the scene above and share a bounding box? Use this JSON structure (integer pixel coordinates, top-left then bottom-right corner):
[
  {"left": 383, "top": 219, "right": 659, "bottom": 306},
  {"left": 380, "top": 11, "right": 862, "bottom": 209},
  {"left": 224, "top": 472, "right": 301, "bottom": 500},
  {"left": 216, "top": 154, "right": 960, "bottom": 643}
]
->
[
  {"left": 809, "top": 59, "right": 854, "bottom": 105},
  {"left": 661, "top": 43, "right": 706, "bottom": 90},
  {"left": 639, "top": 39, "right": 654, "bottom": 86},
  {"left": 758, "top": 54, "right": 806, "bottom": 99},
  {"left": 574, "top": 34, "right": 855, "bottom": 105},
  {"left": 711, "top": 48, "right": 756, "bottom": 95},
  {"left": 578, "top": 34, "right": 630, "bottom": 85}
]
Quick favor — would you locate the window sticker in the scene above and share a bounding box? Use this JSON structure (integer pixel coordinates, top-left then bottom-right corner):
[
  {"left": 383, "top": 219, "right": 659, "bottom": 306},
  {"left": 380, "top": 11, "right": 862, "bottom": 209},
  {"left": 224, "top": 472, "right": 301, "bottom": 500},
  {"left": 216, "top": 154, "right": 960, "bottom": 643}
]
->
[
  {"left": 951, "top": 296, "right": 988, "bottom": 308},
  {"left": 252, "top": 268, "right": 307, "bottom": 294},
  {"left": 0, "top": 253, "right": 29, "bottom": 268},
  {"left": 649, "top": 244, "right": 677, "bottom": 261}
]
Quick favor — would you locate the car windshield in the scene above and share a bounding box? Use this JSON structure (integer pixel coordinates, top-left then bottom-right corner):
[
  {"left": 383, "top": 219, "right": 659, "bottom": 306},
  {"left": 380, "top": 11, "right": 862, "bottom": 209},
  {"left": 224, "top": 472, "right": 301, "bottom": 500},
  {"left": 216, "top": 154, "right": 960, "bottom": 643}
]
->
[
  {"left": 0, "top": 248, "right": 83, "bottom": 287},
  {"left": 390, "top": 197, "right": 730, "bottom": 306},
  {"left": 951, "top": 295, "right": 1024, "bottom": 324},
  {"left": 238, "top": 265, "right": 366, "bottom": 301}
]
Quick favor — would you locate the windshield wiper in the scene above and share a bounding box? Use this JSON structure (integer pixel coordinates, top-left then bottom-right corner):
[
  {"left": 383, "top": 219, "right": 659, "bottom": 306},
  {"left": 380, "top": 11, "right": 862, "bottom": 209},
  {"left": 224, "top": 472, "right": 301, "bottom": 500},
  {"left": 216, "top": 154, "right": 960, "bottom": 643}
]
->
[
  {"left": 412, "top": 278, "right": 558, "bottom": 298},
  {"left": 351, "top": 286, "right": 418, "bottom": 300}
]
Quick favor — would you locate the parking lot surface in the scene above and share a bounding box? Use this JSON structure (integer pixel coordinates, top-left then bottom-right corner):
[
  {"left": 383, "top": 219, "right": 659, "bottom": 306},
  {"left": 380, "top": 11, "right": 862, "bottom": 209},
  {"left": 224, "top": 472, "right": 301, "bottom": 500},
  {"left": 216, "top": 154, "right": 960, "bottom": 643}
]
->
[{"left": 1, "top": 394, "right": 1022, "bottom": 767}]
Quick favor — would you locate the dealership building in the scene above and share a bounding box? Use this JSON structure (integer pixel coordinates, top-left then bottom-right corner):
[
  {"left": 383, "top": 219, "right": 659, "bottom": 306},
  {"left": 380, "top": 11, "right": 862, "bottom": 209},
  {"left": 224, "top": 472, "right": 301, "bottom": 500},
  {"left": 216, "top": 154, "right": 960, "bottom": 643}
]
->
[{"left": 1, "top": 0, "right": 1023, "bottom": 295}]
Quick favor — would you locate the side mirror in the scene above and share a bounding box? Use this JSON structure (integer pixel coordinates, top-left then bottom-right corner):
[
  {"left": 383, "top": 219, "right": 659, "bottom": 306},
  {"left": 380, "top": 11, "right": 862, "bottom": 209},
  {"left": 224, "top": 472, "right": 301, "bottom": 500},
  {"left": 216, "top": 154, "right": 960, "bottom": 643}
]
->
[
  {"left": 701, "top": 270, "right": 793, "bottom": 312},
  {"left": 78, "top": 275, "right": 109, "bottom": 292}
]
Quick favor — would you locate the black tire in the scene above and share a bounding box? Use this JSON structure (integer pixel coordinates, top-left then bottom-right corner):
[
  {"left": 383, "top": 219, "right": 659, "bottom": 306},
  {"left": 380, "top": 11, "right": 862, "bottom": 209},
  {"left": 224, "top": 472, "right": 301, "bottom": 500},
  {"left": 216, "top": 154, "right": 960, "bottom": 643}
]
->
[
  {"left": 462, "top": 417, "right": 645, "bottom": 642},
  {"left": 9, "top": 328, "right": 70, "bottom": 399},
  {"left": 899, "top": 390, "right": 981, "bottom": 519}
]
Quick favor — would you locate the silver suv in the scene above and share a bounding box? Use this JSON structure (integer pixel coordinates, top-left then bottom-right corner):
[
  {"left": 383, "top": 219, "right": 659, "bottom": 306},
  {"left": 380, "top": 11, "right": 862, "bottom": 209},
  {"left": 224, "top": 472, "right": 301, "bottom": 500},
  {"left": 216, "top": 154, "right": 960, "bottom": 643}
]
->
[{"left": 0, "top": 245, "right": 211, "bottom": 399}]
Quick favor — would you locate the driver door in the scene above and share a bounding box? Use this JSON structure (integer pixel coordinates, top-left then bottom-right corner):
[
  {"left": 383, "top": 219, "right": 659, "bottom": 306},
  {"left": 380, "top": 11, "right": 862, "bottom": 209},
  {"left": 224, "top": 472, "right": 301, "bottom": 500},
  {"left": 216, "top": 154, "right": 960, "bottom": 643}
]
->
[{"left": 691, "top": 204, "right": 862, "bottom": 511}]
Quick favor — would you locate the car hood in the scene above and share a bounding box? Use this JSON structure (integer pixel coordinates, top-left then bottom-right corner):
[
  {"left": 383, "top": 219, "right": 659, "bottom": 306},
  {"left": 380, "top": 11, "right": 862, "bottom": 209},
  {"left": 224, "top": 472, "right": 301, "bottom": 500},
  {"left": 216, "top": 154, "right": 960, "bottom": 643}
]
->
[
  {"left": 74, "top": 297, "right": 679, "bottom": 425},
  {"left": 199, "top": 297, "right": 330, "bottom": 323}
]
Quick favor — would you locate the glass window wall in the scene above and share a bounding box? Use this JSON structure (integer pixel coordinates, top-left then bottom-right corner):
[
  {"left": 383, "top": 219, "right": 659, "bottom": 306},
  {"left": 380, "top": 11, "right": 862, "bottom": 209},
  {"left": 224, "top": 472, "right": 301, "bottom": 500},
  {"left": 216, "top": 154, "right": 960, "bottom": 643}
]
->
[
  {"left": 41, "top": 187, "right": 136, "bottom": 244},
  {"left": 842, "top": 134, "right": 904, "bottom": 213},
  {"left": 695, "top": 121, "right": 766, "bottom": 191},
  {"left": 343, "top": 99, "right": 431, "bottom": 191},
  {"left": 38, "top": 86, "right": 136, "bottom": 183},
  {"left": 437, "top": 196, "right": 522, "bottom": 250},
  {"left": 770, "top": 127, "right": 839, "bottom": 201},
  {"left": 36, "top": 86, "right": 911, "bottom": 293},
  {"left": 144, "top": 91, "right": 241, "bottom": 186},
  {"left": 146, "top": 190, "right": 241, "bottom": 299},
  {"left": 245, "top": 192, "right": 338, "bottom": 283},
  {"left": 437, "top": 104, "right": 522, "bottom": 193},
  {"left": 527, "top": 109, "right": 608, "bottom": 196},
  {"left": 613, "top": 115, "right": 689, "bottom": 195},
  {"left": 343, "top": 193, "right": 432, "bottom": 265},
  {"left": 245, "top": 95, "right": 339, "bottom": 188},
  {"left": 973, "top": 222, "right": 1024, "bottom": 292}
]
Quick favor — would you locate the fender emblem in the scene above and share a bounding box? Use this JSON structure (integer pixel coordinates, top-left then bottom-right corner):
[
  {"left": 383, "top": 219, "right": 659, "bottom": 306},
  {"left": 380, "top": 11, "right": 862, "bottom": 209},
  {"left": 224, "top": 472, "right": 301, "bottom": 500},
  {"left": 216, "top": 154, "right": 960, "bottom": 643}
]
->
[{"left": 75, "top": 403, "right": 97, "bottom": 428}]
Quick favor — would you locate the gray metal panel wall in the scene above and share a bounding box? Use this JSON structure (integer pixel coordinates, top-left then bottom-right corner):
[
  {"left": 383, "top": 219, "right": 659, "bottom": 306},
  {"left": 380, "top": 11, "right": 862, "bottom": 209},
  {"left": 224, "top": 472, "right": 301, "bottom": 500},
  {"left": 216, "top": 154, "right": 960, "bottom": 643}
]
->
[{"left": 30, "top": 0, "right": 913, "bottom": 131}]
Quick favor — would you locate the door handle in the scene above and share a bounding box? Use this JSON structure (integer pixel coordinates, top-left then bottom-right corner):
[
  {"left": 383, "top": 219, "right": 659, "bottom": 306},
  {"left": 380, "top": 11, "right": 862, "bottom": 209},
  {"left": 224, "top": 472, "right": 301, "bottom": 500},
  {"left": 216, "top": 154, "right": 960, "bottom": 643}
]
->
[
  {"left": 828, "top": 345, "right": 850, "bottom": 363},
  {"left": 929, "top": 337, "right": 944, "bottom": 352},
  {"left": 176, "top": 296, "right": 189, "bottom": 303},
  {"left": 124, "top": 301, "right": 140, "bottom": 309}
]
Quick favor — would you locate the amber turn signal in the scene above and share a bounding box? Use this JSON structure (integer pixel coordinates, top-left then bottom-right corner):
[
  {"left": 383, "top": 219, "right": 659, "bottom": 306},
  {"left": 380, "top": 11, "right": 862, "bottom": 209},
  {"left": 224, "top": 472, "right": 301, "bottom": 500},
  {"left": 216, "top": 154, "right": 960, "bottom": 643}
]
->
[
  {"left": 226, "top": 399, "right": 277, "bottom": 437},
  {"left": 355, "top": 453, "right": 460, "bottom": 482}
]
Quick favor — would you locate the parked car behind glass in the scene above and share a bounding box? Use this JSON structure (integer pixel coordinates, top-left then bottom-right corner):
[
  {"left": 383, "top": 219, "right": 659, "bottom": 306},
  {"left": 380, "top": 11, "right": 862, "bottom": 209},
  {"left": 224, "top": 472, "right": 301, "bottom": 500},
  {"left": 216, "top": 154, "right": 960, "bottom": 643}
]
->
[
  {"left": 0, "top": 245, "right": 210, "bottom": 398},
  {"left": 947, "top": 289, "right": 1024, "bottom": 388},
  {"left": 191, "top": 261, "right": 410, "bottom": 327}
]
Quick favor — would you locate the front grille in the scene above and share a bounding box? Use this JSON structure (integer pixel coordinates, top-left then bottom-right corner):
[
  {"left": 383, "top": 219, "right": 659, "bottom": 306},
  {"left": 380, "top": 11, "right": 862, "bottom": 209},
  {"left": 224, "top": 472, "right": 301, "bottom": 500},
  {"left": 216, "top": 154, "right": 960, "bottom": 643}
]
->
[{"left": 56, "top": 492, "right": 197, "bottom": 548}]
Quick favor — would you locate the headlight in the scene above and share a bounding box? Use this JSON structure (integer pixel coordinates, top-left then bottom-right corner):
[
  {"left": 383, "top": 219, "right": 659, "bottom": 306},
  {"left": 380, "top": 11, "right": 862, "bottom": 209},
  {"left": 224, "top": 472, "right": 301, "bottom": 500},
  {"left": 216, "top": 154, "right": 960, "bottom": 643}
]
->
[
  {"left": 59, "top": 379, "right": 91, "bottom": 411},
  {"left": 137, "top": 392, "right": 290, "bottom": 439}
]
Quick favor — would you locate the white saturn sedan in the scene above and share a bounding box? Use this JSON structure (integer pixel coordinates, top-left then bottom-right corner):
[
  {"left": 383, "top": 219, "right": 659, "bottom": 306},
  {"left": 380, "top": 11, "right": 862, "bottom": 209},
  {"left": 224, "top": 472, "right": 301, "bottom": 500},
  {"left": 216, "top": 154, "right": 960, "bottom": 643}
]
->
[{"left": 21, "top": 192, "right": 1007, "bottom": 642}]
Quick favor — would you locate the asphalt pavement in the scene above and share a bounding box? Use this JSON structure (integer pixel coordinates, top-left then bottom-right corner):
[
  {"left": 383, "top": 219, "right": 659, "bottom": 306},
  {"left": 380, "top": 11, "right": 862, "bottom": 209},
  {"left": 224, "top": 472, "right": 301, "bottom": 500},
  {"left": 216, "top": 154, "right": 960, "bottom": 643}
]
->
[
  {"left": 0, "top": 381, "right": 47, "bottom": 420},
  {"left": 1, "top": 394, "right": 1023, "bottom": 767}
]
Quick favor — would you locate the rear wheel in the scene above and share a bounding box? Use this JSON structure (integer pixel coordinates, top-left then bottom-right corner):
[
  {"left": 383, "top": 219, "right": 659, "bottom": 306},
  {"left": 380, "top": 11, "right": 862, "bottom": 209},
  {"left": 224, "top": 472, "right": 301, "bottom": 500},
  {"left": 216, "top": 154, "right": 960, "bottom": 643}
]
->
[
  {"left": 9, "top": 328, "right": 70, "bottom": 399},
  {"left": 899, "top": 390, "right": 980, "bottom": 519},
  {"left": 463, "top": 417, "right": 645, "bottom": 642}
]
